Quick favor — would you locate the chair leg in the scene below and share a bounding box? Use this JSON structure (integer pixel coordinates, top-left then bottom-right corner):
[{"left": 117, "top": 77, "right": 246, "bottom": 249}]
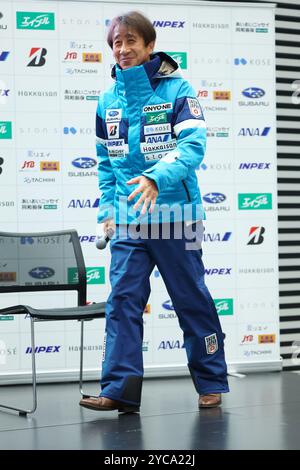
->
[
  {"left": 79, "top": 320, "right": 98, "bottom": 399},
  {"left": 0, "top": 317, "right": 37, "bottom": 416}
]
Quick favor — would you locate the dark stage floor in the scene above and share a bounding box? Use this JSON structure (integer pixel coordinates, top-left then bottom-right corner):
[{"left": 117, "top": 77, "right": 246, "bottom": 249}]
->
[{"left": 0, "top": 371, "right": 299, "bottom": 450}]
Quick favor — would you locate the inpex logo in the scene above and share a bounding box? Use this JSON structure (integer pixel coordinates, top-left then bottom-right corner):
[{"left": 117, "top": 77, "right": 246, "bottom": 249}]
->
[
  {"left": 203, "top": 232, "right": 232, "bottom": 243},
  {"left": 242, "top": 87, "right": 265, "bottom": 99},
  {"left": 153, "top": 20, "right": 185, "bottom": 28},
  {"left": 158, "top": 340, "right": 184, "bottom": 350},
  {"left": 78, "top": 235, "right": 96, "bottom": 243},
  {"left": 238, "top": 127, "right": 271, "bottom": 137},
  {"left": 29, "top": 266, "right": 55, "bottom": 279},
  {"left": 239, "top": 163, "right": 271, "bottom": 170},
  {"left": 205, "top": 268, "right": 232, "bottom": 276},
  {"left": 68, "top": 198, "right": 99, "bottom": 208},
  {"left": 162, "top": 300, "right": 174, "bottom": 311},
  {"left": 203, "top": 192, "right": 226, "bottom": 204},
  {"left": 26, "top": 346, "right": 61, "bottom": 354},
  {"left": 72, "top": 157, "right": 97, "bottom": 169}
]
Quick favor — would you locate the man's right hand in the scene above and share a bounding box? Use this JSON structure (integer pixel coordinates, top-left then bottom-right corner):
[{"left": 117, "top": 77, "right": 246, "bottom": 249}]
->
[{"left": 102, "top": 219, "right": 116, "bottom": 237}]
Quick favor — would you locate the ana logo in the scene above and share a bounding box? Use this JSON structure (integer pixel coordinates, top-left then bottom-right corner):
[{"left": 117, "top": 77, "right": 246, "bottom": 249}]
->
[
  {"left": 16, "top": 12, "right": 55, "bottom": 30},
  {"left": 203, "top": 232, "right": 232, "bottom": 243},
  {"left": 68, "top": 198, "right": 99, "bottom": 208},
  {"left": 203, "top": 192, "right": 226, "bottom": 204},
  {"left": 158, "top": 340, "right": 184, "bottom": 350},
  {"left": 247, "top": 226, "right": 265, "bottom": 245},
  {"left": 162, "top": 300, "right": 174, "bottom": 311},
  {"left": 238, "top": 193, "right": 272, "bottom": 210},
  {"left": 238, "top": 127, "right": 270, "bottom": 137},
  {"left": 234, "top": 58, "right": 247, "bottom": 65},
  {"left": 72, "top": 157, "right": 96, "bottom": 169},
  {"left": 27, "top": 47, "right": 47, "bottom": 67},
  {"left": 0, "top": 51, "right": 10, "bottom": 61},
  {"left": 214, "top": 299, "right": 234, "bottom": 316},
  {"left": 29, "top": 266, "right": 55, "bottom": 279},
  {"left": 242, "top": 87, "right": 265, "bottom": 99},
  {"left": 63, "top": 127, "right": 77, "bottom": 134},
  {"left": 166, "top": 52, "right": 187, "bottom": 69},
  {"left": 145, "top": 134, "right": 171, "bottom": 144},
  {"left": 0, "top": 121, "right": 12, "bottom": 139},
  {"left": 153, "top": 20, "right": 185, "bottom": 28}
]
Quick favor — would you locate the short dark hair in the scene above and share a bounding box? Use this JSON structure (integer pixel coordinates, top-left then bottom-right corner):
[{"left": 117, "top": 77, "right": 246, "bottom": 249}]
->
[{"left": 107, "top": 11, "right": 156, "bottom": 48}]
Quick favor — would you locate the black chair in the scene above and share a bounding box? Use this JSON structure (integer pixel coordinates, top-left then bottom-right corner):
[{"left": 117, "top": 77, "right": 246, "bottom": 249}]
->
[{"left": 0, "top": 230, "right": 106, "bottom": 416}]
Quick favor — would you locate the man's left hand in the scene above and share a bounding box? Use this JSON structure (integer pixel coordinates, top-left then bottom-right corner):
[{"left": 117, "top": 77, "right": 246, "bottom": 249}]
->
[{"left": 127, "top": 175, "right": 158, "bottom": 215}]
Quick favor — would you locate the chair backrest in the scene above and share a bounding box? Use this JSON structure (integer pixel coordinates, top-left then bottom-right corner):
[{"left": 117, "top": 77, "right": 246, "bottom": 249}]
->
[{"left": 0, "top": 230, "right": 87, "bottom": 306}]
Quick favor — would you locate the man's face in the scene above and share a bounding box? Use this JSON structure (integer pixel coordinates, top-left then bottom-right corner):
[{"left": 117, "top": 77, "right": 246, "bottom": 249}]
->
[{"left": 112, "top": 24, "right": 154, "bottom": 70}]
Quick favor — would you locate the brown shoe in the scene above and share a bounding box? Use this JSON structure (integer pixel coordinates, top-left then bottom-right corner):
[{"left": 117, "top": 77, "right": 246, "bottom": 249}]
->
[
  {"left": 198, "top": 393, "right": 222, "bottom": 408},
  {"left": 79, "top": 396, "right": 140, "bottom": 413}
]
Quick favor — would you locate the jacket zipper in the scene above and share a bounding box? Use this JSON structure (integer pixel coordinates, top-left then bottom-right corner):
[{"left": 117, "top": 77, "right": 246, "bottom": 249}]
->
[{"left": 182, "top": 180, "right": 191, "bottom": 202}]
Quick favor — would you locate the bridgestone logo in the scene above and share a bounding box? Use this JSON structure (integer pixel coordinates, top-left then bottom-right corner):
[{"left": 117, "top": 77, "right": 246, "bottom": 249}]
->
[{"left": 143, "top": 103, "right": 172, "bottom": 113}]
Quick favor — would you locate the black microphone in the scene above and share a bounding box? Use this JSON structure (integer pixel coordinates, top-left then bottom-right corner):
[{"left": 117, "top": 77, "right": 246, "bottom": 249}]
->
[{"left": 95, "top": 228, "right": 114, "bottom": 250}]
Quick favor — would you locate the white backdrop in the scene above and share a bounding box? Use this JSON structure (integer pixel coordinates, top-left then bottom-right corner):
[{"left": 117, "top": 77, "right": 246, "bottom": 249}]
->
[{"left": 0, "top": 0, "right": 281, "bottom": 383}]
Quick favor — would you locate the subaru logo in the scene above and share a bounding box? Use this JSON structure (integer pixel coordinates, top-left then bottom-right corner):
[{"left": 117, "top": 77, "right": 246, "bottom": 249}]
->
[
  {"left": 72, "top": 157, "right": 97, "bottom": 169},
  {"left": 29, "top": 266, "right": 55, "bottom": 279},
  {"left": 203, "top": 192, "right": 226, "bottom": 204},
  {"left": 108, "top": 110, "right": 119, "bottom": 117},
  {"left": 162, "top": 300, "right": 175, "bottom": 311},
  {"left": 242, "top": 87, "right": 265, "bottom": 99}
]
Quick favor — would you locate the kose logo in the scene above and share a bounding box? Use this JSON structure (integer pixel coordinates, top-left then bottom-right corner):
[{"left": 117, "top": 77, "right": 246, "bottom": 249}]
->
[
  {"left": 27, "top": 47, "right": 47, "bottom": 67},
  {"left": 26, "top": 346, "right": 61, "bottom": 354},
  {"left": 242, "top": 87, "right": 265, "bottom": 99},
  {"left": 29, "top": 266, "right": 55, "bottom": 279},
  {"left": 238, "top": 127, "right": 270, "bottom": 137},
  {"left": 72, "top": 157, "right": 97, "bottom": 169},
  {"left": 152, "top": 20, "right": 185, "bottom": 28},
  {"left": 203, "top": 192, "right": 226, "bottom": 204},
  {"left": 16, "top": 12, "right": 55, "bottom": 30},
  {"left": 247, "top": 227, "right": 265, "bottom": 245}
]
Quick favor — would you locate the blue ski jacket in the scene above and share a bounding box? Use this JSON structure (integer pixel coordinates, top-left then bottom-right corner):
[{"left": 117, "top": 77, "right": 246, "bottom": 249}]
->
[{"left": 96, "top": 52, "right": 206, "bottom": 225}]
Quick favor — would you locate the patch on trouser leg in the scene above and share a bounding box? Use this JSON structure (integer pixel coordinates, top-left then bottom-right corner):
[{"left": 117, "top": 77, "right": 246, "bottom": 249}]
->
[{"left": 205, "top": 333, "right": 218, "bottom": 355}]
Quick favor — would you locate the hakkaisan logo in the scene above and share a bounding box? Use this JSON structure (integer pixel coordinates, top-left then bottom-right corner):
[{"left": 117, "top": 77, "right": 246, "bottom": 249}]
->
[
  {"left": 16, "top": 12, "right": 55, "bottom": 30},
  {"left": 238, "top": 193, "right": 272, "bottom": 210}
]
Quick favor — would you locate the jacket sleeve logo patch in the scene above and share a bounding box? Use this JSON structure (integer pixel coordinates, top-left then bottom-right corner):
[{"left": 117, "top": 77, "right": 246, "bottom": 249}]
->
[
  {"left": 107, "top": 123, "right": 119, "bottom": 139},
  {"left": 105, "top": 108, "right": 122, "bottom": 122},
  {"left": 205, "top": 333, "right": 218, "bottom": 355},
  {"left": 187, "top": 98, "right": 203, "bottom": 118}
]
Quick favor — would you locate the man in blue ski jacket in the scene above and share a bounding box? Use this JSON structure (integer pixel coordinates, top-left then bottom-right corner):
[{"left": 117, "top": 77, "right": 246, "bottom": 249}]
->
[{"left": 80, "top": 11, "right": 229, "bottom": 413}]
